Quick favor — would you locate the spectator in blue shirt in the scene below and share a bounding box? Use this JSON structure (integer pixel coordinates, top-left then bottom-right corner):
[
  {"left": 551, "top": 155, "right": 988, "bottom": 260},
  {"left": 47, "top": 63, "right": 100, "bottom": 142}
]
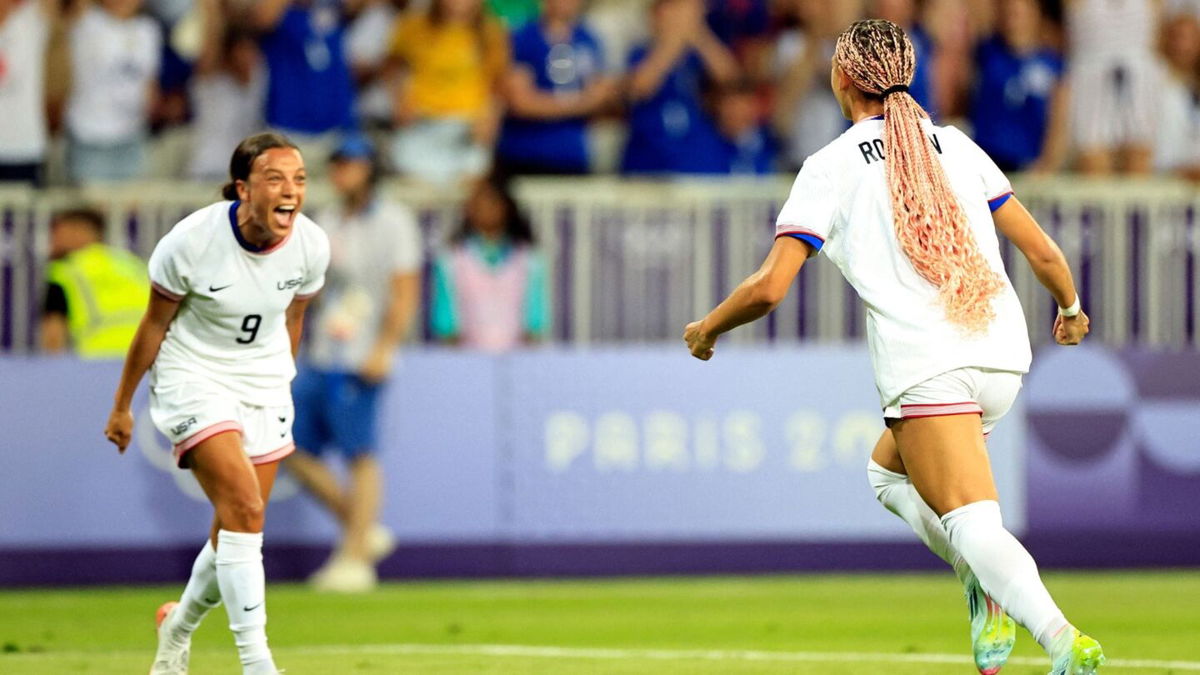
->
[
  {"left": 620, "top": 0, "right": 739, "bottom": 175},
  {"left": 703, "top": 0, "right": 771, "bottom": 73},
  {"left": 969, "top": 0, "right": 1068, "bottom": 172},
  {"left": 713, "top": 78, "right": 776, "bottom": 175},
  {"left": 496, "top": 0, "right": 618, "bottom": 174},
  {"left": 252, "top": 0, "right": 358, "bottom": 169}
]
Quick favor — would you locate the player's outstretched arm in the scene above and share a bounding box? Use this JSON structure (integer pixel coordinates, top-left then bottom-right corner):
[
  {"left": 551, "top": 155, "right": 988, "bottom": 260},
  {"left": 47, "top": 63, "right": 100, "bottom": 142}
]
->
[
  {"left": 105, "top": 289, "right": 181, "bottom": 453},
  {"left": 684, "top": 236, "right": 810, "bottom": 360},
  {"left": 992, "top": 196, "right": 1089, "bottom": 345}
]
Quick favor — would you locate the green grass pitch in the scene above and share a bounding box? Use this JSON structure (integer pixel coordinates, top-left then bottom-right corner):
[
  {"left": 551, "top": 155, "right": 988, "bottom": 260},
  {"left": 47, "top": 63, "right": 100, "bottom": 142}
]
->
[{"left": 1, "top": 571, "right": 1197, "bottom": 673}]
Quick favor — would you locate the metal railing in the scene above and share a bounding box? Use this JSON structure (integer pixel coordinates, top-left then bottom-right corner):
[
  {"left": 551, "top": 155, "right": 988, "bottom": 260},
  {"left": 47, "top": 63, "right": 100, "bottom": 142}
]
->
[{"left": 2, "top": 176, "right": 1197, "bottom": 353}]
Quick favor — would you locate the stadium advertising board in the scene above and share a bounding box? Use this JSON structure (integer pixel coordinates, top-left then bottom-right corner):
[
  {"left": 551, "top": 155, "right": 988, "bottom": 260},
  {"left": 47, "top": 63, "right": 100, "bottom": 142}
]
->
[{"left": 1, "top": 347, "right": 1025, "bottom": 550}]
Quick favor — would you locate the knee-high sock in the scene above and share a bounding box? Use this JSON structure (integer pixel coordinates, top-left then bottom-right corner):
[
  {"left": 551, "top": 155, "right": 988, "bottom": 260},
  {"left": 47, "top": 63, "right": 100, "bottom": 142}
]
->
[
  {"left": 216, "top": 530, "right": 275, "bottom": 672},
  {"left": 941, "top": 501, "right": 1069, "bottom": 653},
  {"left": 164, "top": 540, "right": 221, "bottom": 644},
  {"left": 868, "top": 460, "right": 970, "bottom": 581}
]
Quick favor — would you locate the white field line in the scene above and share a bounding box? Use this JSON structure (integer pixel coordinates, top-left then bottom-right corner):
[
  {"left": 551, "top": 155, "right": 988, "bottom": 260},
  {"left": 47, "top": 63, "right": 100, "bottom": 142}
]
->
[{"left": 3, "top": 643, "right": 1198, "bottom": 671}]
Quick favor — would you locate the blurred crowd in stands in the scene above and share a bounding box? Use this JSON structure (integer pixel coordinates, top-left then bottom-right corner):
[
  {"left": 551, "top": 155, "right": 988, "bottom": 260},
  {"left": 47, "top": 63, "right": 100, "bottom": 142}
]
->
[{"left": 5, "top": 0, "right": 1200, "bottom": 187}]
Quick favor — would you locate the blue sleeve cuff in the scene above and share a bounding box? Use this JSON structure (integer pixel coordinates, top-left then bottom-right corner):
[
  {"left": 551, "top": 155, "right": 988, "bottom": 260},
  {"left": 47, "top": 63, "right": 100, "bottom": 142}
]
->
[
  {"left": 781, "top": 233, "right": 825, "bottom": 252},
  {"left": 988, "top": 192, "right": 1014, "bottom": 212}
]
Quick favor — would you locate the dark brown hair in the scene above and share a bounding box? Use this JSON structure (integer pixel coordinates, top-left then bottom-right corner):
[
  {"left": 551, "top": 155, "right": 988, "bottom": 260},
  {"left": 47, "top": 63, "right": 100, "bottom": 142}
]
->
[
  {"left": 453, "top": 171, "right": 535, "bottom": 245},
  {"left": 221, "top": 132, "right": 301, "bottom": 200},
  {"left": 51, "top": 207, "right": 106, "bottom": 235}
]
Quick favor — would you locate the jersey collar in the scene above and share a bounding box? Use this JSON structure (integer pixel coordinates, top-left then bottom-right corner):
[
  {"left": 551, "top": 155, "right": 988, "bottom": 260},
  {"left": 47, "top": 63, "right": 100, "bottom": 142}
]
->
[{"left": 229, "top": 201, "right": 292, "bottom": 255}]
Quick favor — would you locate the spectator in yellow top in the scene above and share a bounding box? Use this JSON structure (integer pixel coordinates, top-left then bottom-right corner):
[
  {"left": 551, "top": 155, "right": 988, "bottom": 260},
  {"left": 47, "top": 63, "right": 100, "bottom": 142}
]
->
[
  {"left": 388, "top": 0, "right": 510, "bottom": 184},
  {"left": 41, "top": 208, "right": 149, "bottom": 359}
]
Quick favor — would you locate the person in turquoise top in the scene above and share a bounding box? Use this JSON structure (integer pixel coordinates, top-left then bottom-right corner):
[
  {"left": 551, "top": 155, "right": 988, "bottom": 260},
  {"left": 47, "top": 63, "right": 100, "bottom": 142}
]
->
[
  {"left": 486, "top": 0, "right": 538, "bottom": 28},
  {"left": 431, "top": 172, "right": 549, "bottom": 351}
]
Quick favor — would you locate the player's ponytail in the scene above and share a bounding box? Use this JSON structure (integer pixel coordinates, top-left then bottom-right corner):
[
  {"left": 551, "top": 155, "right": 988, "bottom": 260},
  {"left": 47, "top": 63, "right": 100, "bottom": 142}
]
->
[
  {"left": 222, "top": 132, "right": 301, "bottom": 201},
  {"left": 834, "top": 20, "right": 1003, "bottom": 333}
]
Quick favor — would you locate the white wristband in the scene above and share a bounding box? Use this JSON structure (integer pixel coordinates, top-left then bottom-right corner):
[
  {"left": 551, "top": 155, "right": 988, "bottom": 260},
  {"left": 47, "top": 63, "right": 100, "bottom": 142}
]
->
[{"left": 1058, "top": 296, "right": 1081, "bottom": 317}]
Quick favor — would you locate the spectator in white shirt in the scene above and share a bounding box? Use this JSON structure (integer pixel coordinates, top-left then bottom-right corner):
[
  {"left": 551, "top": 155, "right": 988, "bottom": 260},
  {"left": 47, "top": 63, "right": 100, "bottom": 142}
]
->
[
  {"left": 1154, "top": 11, "right": 1200, "bottom": 177},
  {"left": 0, "top": 0, "right": 57, "bottom": 184},
  {"left": 187, "top": 0, "right": 266, "bottom": 180},
  {"left": 64, "top": 0, "right": 161, "bottom": 183}
]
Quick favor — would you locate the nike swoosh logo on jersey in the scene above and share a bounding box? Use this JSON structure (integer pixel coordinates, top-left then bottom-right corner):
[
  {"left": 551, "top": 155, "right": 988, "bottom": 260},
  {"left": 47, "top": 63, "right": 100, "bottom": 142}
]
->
[
  {"left": 278, "top": 417, "right": 287, "bottom": 423},
  {"left": 209, "top": 283, "right": 233, "bottom": 292},
  {"left": 243, "top": 601, "right": 263, "bottom": 612}
]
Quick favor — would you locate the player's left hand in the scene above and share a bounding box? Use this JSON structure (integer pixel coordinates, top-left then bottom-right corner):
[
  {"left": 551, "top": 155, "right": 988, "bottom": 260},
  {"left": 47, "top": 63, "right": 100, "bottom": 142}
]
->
[
  {"left": 358, "top": 346, "right": 394, "bottom": 384},
  {"left": 1053, "top": 310, "right": 1090, "bottom": 346},
  {"left": 683, "top": 320, "right": 716, "bottom": 361}
]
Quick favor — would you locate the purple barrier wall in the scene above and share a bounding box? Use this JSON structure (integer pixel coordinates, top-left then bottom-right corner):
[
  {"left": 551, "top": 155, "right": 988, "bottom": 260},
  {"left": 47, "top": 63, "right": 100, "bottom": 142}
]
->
[
  {"left": 0, "top": 346, "right": 1196, "bottom": 585},
  {"left": 1024, "top": 348, "right": 1200, "bottom": 534}
]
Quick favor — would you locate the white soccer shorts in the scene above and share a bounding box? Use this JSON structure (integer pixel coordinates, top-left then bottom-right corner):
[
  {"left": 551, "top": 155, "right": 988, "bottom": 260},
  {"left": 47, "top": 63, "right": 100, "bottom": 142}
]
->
[
  {"left": 149, "top": 378, "right": 295, "bottom": 468},
  {"left": 882, "top": 367, "right": 1023, "bottom": 435}
]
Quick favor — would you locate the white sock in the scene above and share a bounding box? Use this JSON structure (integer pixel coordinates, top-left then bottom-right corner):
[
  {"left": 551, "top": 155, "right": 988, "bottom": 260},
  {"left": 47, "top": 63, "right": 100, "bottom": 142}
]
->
[
  {"left": 868, "top": 460, "right": 970, "bottom": 581},
  {"left": 941, "top": 501, "right": 1069, "bottom": 653},
  {"left": 165, "top": 540, "right": 221, "bottom": 645},
  {"left": 215, "top": 529, "right": 275, "bottom": 672}
]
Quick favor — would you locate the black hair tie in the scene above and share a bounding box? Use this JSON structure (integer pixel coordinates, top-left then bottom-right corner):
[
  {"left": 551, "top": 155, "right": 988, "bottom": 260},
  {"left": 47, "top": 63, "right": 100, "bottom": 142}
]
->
[{"left": 881, "top": 84, "right": 909, "bottom": 98}]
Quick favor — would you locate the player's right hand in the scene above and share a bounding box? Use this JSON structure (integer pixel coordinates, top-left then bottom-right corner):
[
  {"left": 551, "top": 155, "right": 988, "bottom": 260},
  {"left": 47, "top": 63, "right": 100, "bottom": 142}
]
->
[
  {"left": 684, "top": 320, "right": 716, "bottom": 361},
  {"left": 1053, "top": 310, "right": 1090, "bottom": 346},
  {"left": 104, "top": 409, "right": 134, "bottom": 453}
]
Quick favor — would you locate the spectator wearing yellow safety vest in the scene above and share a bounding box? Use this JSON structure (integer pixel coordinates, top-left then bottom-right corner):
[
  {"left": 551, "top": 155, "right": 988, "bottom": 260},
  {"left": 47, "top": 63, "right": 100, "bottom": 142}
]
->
[{"left": 41, "top": 208, "right": 149, "bottom": 358}]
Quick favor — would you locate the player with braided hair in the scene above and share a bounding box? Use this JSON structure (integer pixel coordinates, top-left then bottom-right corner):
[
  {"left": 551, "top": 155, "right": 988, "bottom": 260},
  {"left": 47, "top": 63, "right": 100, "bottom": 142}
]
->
[{"left": 685, "top": 19, "right": 1103, "bottom": 675}]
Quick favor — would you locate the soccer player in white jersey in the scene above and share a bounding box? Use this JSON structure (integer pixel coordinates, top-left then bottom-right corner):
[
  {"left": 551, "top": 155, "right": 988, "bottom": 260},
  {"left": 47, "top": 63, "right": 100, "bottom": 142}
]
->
[
  {"left": 104, "top": 132, "right": 330, "bottom": 675},
  {"left": 684, "top": 20, "right": 1104, "bottom": 675}
]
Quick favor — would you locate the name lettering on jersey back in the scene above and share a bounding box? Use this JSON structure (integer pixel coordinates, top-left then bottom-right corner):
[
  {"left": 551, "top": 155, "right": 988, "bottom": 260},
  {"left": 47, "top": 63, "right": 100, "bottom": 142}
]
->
[
  {"left": 277, "top": 276, "right": 303, "bottom": 291},
  {"left": 857, "top": 133, "right": 942, "bottom": 165}
]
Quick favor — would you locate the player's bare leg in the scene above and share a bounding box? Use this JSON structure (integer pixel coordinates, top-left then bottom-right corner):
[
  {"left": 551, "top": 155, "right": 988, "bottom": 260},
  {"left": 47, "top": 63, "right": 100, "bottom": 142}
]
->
[
  {"left": 153, "top": 455, "right": 281, "bottom": 674},
  {"left": 869, "top": 429, "right": 1015, "bottom": 673},
  {"left": 893, "top": 415, "right": 1103, "bottom": 673},
  {"left": 190, "top": 432, "right": 279, "bottom": 675}
]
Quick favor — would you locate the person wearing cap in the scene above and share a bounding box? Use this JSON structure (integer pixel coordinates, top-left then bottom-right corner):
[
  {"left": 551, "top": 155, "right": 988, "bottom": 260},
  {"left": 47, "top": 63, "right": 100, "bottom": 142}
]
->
[{"left": 285, "top": 135, "right": 423, "bottom": 592}]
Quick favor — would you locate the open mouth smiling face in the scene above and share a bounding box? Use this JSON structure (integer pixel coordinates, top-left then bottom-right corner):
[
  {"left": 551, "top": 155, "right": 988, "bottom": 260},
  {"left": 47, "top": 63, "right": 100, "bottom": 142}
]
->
[
  {"left": 242, "top": 147, "right": 306, "bottom": 244},
  {"left": 272, "top": 203, "right": 298, "bottom": 232}
]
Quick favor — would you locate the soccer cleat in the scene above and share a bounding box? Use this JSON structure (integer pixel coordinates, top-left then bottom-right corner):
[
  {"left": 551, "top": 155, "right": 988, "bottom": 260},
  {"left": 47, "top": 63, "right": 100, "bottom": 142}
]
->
[
  {"left": 1048, "top": 629, "right": 1105, "bottom": 675},
  {"left": 149, "top": 601, "right": 189, "bottom": 675},
  {"left": 964, "top": 572, "right": 1016, "bottom": 675}
]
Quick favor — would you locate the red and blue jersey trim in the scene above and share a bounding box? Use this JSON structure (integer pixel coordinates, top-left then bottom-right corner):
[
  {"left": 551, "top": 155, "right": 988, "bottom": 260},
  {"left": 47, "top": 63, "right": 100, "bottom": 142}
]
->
[
  {"left": 988, "top": 191, "right": 1014, "bottom": 212},
  {"left": 775, "top": 223, "right": 825, "bottom": 253}
]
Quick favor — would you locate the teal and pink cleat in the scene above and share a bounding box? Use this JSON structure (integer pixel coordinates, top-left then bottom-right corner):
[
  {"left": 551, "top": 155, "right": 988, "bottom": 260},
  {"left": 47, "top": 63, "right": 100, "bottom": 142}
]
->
[
  {"left": 1048, "top": 629, "right": 1105, "bottom": 675},
  {"left": 964, "top": 572, "right": 1017, "bottom": 675}
]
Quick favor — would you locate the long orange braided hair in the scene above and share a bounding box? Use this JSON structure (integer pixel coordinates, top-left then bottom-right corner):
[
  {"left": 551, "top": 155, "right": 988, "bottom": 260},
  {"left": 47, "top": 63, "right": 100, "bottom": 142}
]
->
[{"left": 834, "top": 19, "right": 1003, "bottom": 333}]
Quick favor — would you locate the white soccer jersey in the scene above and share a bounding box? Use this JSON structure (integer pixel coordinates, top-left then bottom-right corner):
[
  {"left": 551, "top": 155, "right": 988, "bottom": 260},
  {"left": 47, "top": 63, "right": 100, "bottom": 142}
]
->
[
  {"left": 149, "top": 201, "right": 330, "bottom": 406},
  {"left": 775, "top": 117, "right": 1032, "bottom": 407}
]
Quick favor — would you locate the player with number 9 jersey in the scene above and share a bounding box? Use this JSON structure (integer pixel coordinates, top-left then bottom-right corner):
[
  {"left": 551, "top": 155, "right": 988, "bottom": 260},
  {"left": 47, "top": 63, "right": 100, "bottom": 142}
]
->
[
  {"left": 105, "top": 132, "right": 328, "bottom": 675},
  {"left": 149, "top": 197, "right": 328, "bottom": 413}
]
